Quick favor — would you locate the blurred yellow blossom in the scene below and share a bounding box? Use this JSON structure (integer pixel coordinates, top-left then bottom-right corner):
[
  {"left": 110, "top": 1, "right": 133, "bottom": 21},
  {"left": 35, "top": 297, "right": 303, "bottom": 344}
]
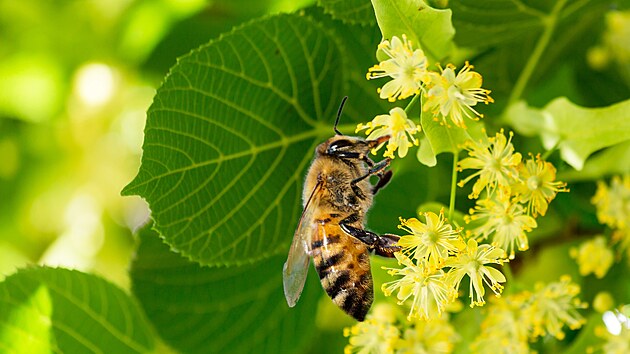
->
[
  {"left": 593, "top": 292, "right": 615, "bottom": 313},
  {"left": 397, "top": 210, "right": 463, "bottom": 269},
  {"left": 470, "top": 295, "right": 531, "bottom": 354},
  {"left": 367, "top": 35, "right": 428, "bottom": 102},
  {"left": 446, "top": 239, "right": 506, "bottom": 307},
  {"left": 513, "top": 154, "right": 568, "bottom": 217},
  {"left": 343, "top": 303, "right": 400, "bottom": 354},
  {"left": 458, "top": 131, "right": 522, "bottom": 199},
  {"left": 592, "top": 175, "right": 630, "bottom": 230},
  {"left": 570, "top": 236, "right": 614, "bottom": 278},
  {"left": 396, "top": 316, "right": 459, "bottom": 354},
  {"left": 356, "top": 107, "right": 420, "bottom": 158},
  {"left": 382, "top": 253, "right": 456, "bottom": 320},
  {"left": 524, "top": 276, "right": 587, "bottom": 340},
  {"left": 423, "top": 62, "right": 493, "bottom": 128}
]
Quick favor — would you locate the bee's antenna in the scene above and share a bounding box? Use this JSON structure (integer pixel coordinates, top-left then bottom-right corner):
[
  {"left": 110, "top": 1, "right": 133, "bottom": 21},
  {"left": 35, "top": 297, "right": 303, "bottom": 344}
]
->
[{"left": 334, "top": 96, "right": 348, "bottom": 135}]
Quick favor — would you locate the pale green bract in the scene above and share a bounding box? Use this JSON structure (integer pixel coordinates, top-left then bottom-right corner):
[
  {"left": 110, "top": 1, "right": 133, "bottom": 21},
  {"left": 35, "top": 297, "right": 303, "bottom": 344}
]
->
[{"left": 506, "top": 97, "right": 630, "bottom": 170}]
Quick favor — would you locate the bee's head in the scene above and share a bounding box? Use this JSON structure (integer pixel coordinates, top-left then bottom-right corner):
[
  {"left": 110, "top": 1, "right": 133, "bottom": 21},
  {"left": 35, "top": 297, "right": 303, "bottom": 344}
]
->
[
  {"left": 318, "top": 135, "right": 389, "bottom": 158},
  {"left": 317, "top": 96, "right": 390, "bottom": 159}
]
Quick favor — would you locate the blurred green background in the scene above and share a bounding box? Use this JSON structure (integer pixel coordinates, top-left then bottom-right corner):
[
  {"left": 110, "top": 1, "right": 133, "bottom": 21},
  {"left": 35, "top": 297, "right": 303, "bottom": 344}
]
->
[{"left": 0, "top": 0, "right": 313, "bottom": 288}]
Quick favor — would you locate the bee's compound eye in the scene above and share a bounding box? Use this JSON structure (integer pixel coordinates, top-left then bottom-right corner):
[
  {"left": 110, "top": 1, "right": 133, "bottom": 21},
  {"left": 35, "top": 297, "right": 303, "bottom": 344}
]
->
[{"left": 328, "top": 139, "right": 352, "bottom": 153}]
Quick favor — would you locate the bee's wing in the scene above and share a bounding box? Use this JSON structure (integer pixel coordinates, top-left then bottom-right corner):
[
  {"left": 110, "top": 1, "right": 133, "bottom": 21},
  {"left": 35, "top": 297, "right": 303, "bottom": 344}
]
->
[{"left": 283, "top": 180, "right": 322, "bottom": 307}]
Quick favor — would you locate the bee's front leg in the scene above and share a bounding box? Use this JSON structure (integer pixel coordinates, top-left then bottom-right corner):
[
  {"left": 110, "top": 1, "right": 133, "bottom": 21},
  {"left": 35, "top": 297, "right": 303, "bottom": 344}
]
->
[{"left": 350, "top": 158, "right": 391, "bottom": 199}]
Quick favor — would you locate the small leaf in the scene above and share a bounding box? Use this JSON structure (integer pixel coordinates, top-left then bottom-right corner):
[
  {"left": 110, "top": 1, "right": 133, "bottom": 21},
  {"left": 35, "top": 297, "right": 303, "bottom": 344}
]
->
[
  {"left": 506, "top": 98, "right": 630, "bottom": 170},
  {"left": 131, "top": 225, "right": 320, "bottom": 354},
  {"left": 558, "top": 140, "right": 630, "bottom": 182},
  {"left": 370, "top": 0, "right": 454, "bottom": 61},
  {"left": 0, "top": 267, "right": 155, "bottom": 354},
  {"left": 318, "top": 0, "right": 376, "bottom": 26},
  {"left": 419, "top": 108, "right": 484, "bottom": 165},
  {"left": 122, "top": 14, "right": 344, "bottom": 266}
]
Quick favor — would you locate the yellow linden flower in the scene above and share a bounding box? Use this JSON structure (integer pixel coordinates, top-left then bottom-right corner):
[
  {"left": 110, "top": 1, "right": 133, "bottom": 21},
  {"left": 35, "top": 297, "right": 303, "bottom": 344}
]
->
[
  {"left": 446, "top": 239, "right": 506, "bottom": 307},
  {"left": 458, "top": 131, "right": 522, "bottom": 199},
  {"left": 382, "top": 253, "right": 456, "bottom": 320},
  {"left": 513, "top": 154, "right": 568, "bottom": 217},
  {"left": 343, "top": 304, "right": 400, "bottom": 354},
  {"left": 569, "top": 236, "right": 614, "bottom": 279},
  {"left": 367, "top": 35, "right": 429, "bottom": 102},
  {"left": 423, "top": 62, "right": 493, "bottom": 128},
  {"left": 396, "top": 317, "right": 459, "bottom": 354},
  {"left": 356, "top": 107, "right": 420, "bottom": 158},
  {"left": 523, "top": 276, "right": 587, "bottom": 340},
  {"left": 466, "top": 190, "right": 537, "bottom": 259},
  {"left": 470, "top": 295, "right": 531, "bottom": 354},
  {"left": 397, "top": 210, "right": 464, "bottom": 269},
  {"left": 592, "top": 175, "right": 630, "bottom": 230}
]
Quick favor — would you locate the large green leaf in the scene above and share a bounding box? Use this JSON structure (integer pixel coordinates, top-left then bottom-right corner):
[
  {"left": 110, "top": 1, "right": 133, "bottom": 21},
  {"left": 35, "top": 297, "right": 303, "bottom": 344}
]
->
[
  {"left": 450, "top": 0, "right": 549, "bottom": 48},
  {"left": 0, "top": 267, "right": 155, "bottom": 354},
  {"left": 131, "top": 224, "right": 321, "bottom": 354},
  {"left": 122, "top": 14, "right": 344, "bottom": 266},
  {"left": 370, "top": 0, "right": 454, "bottom": 61},
  {"left": 318, "top": 0, "right": 376, "bottom": 25},
  {"left": 506, "top": 97, "right": 630, "bottom": 170}
]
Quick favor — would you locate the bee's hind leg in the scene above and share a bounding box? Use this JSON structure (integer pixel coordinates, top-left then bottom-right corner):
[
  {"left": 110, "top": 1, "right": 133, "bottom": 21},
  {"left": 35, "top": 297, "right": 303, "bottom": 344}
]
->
[{"left": 339, "top": 217, "right": 401, "bottom": 258}]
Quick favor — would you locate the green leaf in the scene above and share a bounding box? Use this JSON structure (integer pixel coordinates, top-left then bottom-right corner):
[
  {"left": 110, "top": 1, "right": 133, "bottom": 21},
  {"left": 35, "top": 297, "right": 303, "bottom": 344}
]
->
[
  {"left": 122, "top": 14, "right": 345, "bottom": 266},
  {"left": 506, "top": 97, "right": 630, "bottom": 170},
  {"left": 0, "top": 267, "right": 155, "bottom": 354},
  {"left": 370, "top": 0, "right": 454, "bottom": 61},
  {"left": 450, "top": 0, "right": 548, "bottom": 48},
  {"left": 317, "top": 0, "right": 376, "bottom": 26},
  {"left": 558, "top": 140, "right": 630, "bottom": 182},
  {"left": 131, "top": 224, "right": 321, "bottom": 354}
]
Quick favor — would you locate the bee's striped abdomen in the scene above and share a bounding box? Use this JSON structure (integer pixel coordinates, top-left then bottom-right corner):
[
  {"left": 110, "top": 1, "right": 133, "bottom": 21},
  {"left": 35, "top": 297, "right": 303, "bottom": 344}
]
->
[{"left": 311, "top": 223, "right": 373, "bottom": 321}]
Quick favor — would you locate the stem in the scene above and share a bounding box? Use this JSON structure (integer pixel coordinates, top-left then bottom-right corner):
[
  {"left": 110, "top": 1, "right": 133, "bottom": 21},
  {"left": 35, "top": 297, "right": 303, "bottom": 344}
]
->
[
  {"left": 449, "top": 151, "right": 459, "bottom": 221},
  {"left": 542, "top": 141, "right": 560, "bottom": 160},
  {"left": 404, "top": 93, "right": 420, "bottom": 115},
  {"left": 507, "top": 0, "right": 568, "bottom": 106}
]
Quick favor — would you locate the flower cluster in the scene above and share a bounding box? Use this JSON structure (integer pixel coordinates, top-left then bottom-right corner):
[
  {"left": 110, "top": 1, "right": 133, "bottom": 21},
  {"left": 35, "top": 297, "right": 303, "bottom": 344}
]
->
[
  {"left": 344, "top": 303, "right": 459, "bottom": 354},
  {"left": 471, "top": 276, "right": 587, "bottom": 353},
  {"left": 357, "top": 34, "right": 493, "bottom": 158},
  {"left": 459, "top": 132, "right": 568, "bottom": 258},
  {"left": 592, "top": 174, "right": 630, "bottom": 258},
  {"left": 570, "top": 235, "right": 614, "bottom": 278},
  {"left": 382, "top": 210, "right": 506, "bottom": 320}
]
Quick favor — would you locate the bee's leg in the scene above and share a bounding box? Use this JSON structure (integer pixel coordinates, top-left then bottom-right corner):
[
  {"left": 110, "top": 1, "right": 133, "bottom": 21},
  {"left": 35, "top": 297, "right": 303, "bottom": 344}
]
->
[
  {"left": 350, "top": 158, "right": 391, "bottom": 199},
  {"left": 373, "top": 234, "right": 401, "bottom": 258},
  {"left": 339, "top": 218, "right": 401, "bottom": 258},
  {"left": 372, "top": 170, "right": 392, "bottom": 195}
]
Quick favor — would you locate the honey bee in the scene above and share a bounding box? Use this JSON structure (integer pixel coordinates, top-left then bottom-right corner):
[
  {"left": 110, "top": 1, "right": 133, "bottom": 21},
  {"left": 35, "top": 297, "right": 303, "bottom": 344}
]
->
[{"left": 283, "top": 97, "right": 400, "bottom": 321}]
